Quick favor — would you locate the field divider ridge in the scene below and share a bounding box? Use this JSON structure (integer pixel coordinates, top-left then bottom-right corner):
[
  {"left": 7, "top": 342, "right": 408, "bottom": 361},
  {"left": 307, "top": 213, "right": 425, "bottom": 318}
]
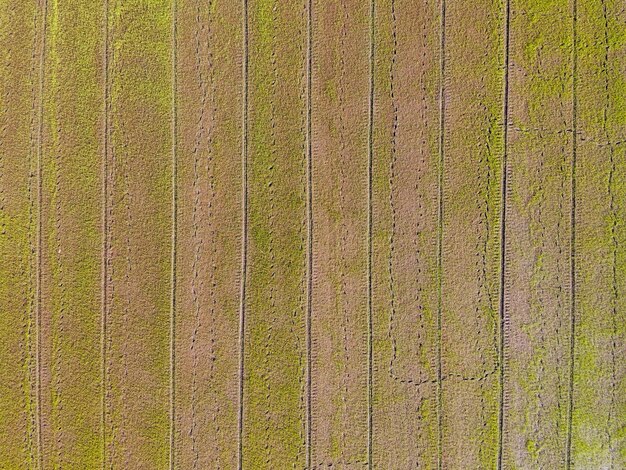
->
[{"left": 497, "top": 0, "right": 511, "bottom": 467}]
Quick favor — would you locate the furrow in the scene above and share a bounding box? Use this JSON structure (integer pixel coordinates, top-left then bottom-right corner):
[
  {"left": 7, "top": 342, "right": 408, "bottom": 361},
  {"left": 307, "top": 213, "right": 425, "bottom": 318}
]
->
[
  {"left": 170, "top": 0, "right": 178, "bottom": 467},
  {"left": 565, "top": 0, "right": 577, "bottom": 466},
  {"left": 436, "top": 0, "right": 446, "bottom": 467}
]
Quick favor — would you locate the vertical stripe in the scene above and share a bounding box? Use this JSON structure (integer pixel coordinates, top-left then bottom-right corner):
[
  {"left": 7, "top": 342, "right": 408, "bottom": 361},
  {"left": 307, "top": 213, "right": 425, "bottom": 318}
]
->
[
  {"left": 566, "top": 0, "right": 577, "bottom": 466},
  {"left": 436, "top": 0, "right": 446, "bottom": 467},
  {"left": 169, "top": 0, "right": 178, "bottom": 467},
  {"left": 367, "top": 0, "right": 375, "bottom": 467},
  {"left": 497, "top": 0, "right": 511, "bottom": 466},
  {"left": 237, "top": 1, "right": 249, "bottom": 468},
  {"left": 35, "top": 1, "right": 49, "bottom": 467},
  {"left": 305, "top": 0, "right": 313, "bottom": 467}
]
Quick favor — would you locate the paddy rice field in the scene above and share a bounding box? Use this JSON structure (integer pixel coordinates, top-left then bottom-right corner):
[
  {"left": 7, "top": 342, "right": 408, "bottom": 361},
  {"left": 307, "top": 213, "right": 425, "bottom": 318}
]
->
[{"left": 0, "top": 0, "right": 624, "bottom": 468}]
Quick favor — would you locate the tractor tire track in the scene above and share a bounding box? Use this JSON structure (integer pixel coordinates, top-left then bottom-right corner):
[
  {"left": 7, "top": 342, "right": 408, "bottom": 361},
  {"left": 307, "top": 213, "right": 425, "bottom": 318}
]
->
[
  {"left": 599, "top": 5, "right": 619, "bottom": 463},
  {"left": 25, "top": 5, "right": 42, "bottom": 466},
  {"left": 237, "top": 0, "right": 249, "bottom": 467},
  {"left": 120, "top": 122, "right": 134, "bottom": 470},
  {"left": 305, "top": 0, "right": 313, "bottom": 467},
  {"left": 204, "top": 15, "right": 221, "bottom": 466},
  {"left": 51, "top": 114, "right": 66, "bottom": 469},
  {"left": 386, "top": 0, "right": 435, "bottom": 394},
  {"left": 188, "top": 5, "right": 213, "bottom": 466},
  {"left": 261, "top": 8, "right": 280, "bottom": 466},
  {"left": 170, "top": 0, "right": 178, "bottom": 467},
  {"left": 35, "top": 1, "right": 48, "bottom": 466},
  {"left": 337, "top": 2, "right": 352, "bottom": 464},
  {"left": 310, "top": 1, "right": 371, "bottom": 465},
  {"left": 566, "top": 0, "right": 577, "bottom": 465},
  {"left": 439, "top": 0, "right": 507, "bottom": 465},
  {"left": 436, "top": 0, "right": 446, "bottom": 466},
  {"left": 104, "top": 81, "right": 118, "bottom": 470},
  {"left": 101, "top": 0, "right": 111, "bottom": 466},
  {"left": 497, "top": 0, "right": 510, "bottom": 466},
  {"left": 367, "top": 1, "right": 375, "bottom": 466},
  {"left": 293, "top": 1, "right": 309, "bottom": 464}
]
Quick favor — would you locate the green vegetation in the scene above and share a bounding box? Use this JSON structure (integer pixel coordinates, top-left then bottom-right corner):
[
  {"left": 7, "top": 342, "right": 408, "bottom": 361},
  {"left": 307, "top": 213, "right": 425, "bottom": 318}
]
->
[
  {"left": 243, "top": 0, "right": 307, "bottom": 467},
  {"left": 504, "top": 0, "right": 574, "bottom": 467},
  {"left": 0, "top": 2, "right": 41, "bottom": 467},
  {"left": 104, "top": 1, "right": 173, "bottom": 468},
  {"left": 574, "top": 1, "right": 626, "bottom": 467},
  {"left": 40, "top": 0, "right": 105, "bottom": 466}
]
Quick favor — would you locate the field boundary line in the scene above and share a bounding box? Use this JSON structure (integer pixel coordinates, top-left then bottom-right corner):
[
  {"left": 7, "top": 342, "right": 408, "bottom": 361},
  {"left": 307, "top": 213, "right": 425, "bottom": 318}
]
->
[
  {"left": 101, "top": 0, "right": 110, "bottom": 466},
  {"left": 169, "top": 0, "right": 178, "bottom": 467},
  {"left": 305, "top": 0, "right": 313, "bottom": 467},
  {"left": 436, "top": 0, "right": 446, "bottom": 468},
  {"left": 35, "top": 1, "right": 49, "bottom": 468},
  {"left": 336, "top": 3, "right": 351, "bottom": 463},
  {"left": 367, "top": 0, "right": 375, "bottom": 467},
  {"left": 497, "top": 0, "right": 511, "bottom": 467},
  {"left": 237, "top": 0, "right": 249, "bottom": 468},
  {"left": 565, "top": 0, "right": 577, "bottom": 466}
]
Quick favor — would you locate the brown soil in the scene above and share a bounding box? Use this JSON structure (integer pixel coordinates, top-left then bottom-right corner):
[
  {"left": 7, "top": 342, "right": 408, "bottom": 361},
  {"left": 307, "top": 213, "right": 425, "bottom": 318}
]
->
[
  {"left": 0, "top": 2, "right": 42, "bottom": 467},
  {"left": 38, "top": 3, "right": 105, "bottom": 468},
  {"left": 372, "top": 0, "right": 441, "bottom": 467},
  {"left": 440, "top": 0, "right": 506, "bottom": 467},
  {"left": 2, "top": 1, "right": 626, "bottom": 469},
  {"left": 310, "top": 1, "right": 371, "bottom": 467},
  {"left": 173, "top": 1, "right": 243, "bottom": 468},
  {"left": 103, "top": 3, "right": 174, "bottom": 468}
]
